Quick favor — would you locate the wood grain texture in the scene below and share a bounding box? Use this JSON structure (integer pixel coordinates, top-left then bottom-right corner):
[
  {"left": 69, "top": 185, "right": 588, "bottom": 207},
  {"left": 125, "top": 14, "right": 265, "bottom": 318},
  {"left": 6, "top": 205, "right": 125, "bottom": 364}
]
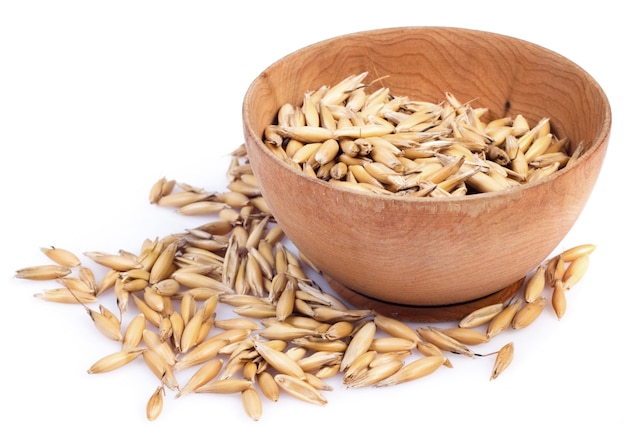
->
[
  {"left": 242, "top": 27, "right": 611, "bottom": 310},
  {"left": 325, "top": 275, "right": 526, "bottom": 323}
]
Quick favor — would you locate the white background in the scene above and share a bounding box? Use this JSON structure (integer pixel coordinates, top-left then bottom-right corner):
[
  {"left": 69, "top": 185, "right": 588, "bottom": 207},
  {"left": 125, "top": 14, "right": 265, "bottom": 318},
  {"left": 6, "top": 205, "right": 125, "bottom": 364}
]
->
[{"left": 1, "top": 1, "right": 624, "bottom": 425}]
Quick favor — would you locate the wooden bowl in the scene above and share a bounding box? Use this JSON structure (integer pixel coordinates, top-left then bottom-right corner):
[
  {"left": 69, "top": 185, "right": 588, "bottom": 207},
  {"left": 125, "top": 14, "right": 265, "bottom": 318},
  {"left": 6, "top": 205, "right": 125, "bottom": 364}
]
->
[{"left": 242, "top": 27, "right": 611, "bottom": 321}]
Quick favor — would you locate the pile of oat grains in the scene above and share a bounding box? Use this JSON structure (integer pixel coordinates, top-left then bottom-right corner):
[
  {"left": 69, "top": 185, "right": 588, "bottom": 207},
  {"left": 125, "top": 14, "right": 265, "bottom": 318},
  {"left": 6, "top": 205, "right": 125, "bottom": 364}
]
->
[
  {"left": 262, "top": 72, "right": 583, "bottom": 197},
  {"left": 15, "top": 144, "right": 593, "bottom": 421}
]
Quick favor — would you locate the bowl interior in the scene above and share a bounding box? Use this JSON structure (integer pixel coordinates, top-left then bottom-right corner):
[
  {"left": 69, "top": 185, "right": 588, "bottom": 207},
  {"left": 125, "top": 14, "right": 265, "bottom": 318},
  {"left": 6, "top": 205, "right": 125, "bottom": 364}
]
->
[{"left": 242, "top": 27, "right": 611, "bottom": 309}]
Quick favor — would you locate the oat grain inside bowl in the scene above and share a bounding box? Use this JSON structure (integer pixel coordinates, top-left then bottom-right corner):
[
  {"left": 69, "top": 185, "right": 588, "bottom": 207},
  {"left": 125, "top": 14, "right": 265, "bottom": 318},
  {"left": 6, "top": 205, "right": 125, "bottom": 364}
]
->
[{"left": 263, "top": 72, "right": 583, "bottom": 196}]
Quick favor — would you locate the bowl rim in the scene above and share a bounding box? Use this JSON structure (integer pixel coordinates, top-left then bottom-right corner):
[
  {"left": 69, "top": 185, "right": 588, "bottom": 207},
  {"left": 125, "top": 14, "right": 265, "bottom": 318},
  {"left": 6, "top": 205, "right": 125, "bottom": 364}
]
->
[{"left": 242, "top": 26, "right": 612, "bottom": 205}]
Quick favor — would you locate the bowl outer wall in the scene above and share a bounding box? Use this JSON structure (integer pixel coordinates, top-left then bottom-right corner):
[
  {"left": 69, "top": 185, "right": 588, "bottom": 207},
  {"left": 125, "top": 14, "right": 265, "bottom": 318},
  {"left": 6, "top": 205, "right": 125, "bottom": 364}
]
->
[{"left": 242, "top": 27, "right": 611, "bottom": 306}]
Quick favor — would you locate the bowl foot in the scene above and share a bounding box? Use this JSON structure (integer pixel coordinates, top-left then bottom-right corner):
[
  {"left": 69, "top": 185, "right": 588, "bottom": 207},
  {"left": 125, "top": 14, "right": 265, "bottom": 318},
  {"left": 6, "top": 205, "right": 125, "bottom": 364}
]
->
[{"left": 324, "top": 274, "right": 525, "bottom": 323}]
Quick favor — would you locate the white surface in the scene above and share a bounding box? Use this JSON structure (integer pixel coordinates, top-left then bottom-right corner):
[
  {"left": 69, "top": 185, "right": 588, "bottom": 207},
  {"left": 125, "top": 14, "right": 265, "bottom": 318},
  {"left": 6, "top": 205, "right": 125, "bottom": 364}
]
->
[{"left": 1, "top": 1, "right": 624, "bottom": 425}]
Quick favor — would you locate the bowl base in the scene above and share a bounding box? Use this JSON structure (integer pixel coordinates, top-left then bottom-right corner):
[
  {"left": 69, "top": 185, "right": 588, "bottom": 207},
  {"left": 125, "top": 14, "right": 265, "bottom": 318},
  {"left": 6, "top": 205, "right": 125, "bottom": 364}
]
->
[{"left": 324, "top": 274, "right": 525, "bottom": 323}]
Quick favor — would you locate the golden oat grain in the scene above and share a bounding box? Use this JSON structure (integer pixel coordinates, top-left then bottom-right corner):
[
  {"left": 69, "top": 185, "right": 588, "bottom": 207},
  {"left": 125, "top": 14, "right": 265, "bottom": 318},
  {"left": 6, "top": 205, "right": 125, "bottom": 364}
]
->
[
  {"left": 77, "top": 266, "right": 97, "bottom": 294},
  {"left": 253, "top": 339, "right": 307, "bottom": 380},
  {"left": 131, "top": 293, "right": 162, "bottom": 327},
  {"left": 228, "top": 178, "right": 262, "bottom": 198},
  {"left": 311, "top": 306, "right": 372, "bottom": 323},
  {"left": 524, "top": 265, "right": 546, "bottom": 303},
  {"left": 291, "top": 337, "right": 348, "bottom": 353},
  {"left": 158, "top": 315, "right": 173, "bottom": 341},
  {"left": 219, "top": 294, "right": 273, "bottom": 308},
  {"left": 171, "top": 271, "right": 233, "bottom": 294},
  {"left": 87, "top": 348, "right": 145, "bottom": 374},
  {"left": 232, "top": 304, "right": 278, "bottom": 319},
  {"left": 149, "top": 177, "right": 168, "bottom": 204},
  {"left": 560, "top": 244, "right": 596, "bottom": 262},
  {"left": 315, "top": 363, "right": 341, "bottom": 379},
  {"left": 275, "top": 279, "right": 296, "bottom": 321},
  {"left": 511, "top": 297, "right": 546, "bottom": 329},
  {"left": 340, "top": 321, "right": 376, "bottom": 372},
  {"left": 273, "top": 374, "right": 328, "bottom": 406},
  {"left": 114, "top": 281, "right": 130, "bottom": 314},
  {"left": 214, "top": 317, "right": 260, "bottom": 331},
  {"left": 306, "top": 286, "right": 349, "bottom": 311},
  {"left": 314, "top": 138, "right": 340, "bottom": 166},
  {"left": 194, "top": 379, "right": 252, "bottom": 394},
  {"left": 296, "top": 351, "right": 343, "bottom": 373},
  {"left": 304, "top": 372, "right": 333, "bottom": 391},
  {"left": 218, "top": 352, "right": 248, "bottom": 381},
  {"left": 527, "top": 161, "right": 560, "bottom": 183},
  {"left": 242, "top": 361, "right": 258, "bottom": 382},
  {"left": 151, "top": 278, "right": 180, "bottom": 297},
  {"left": 245, "top": 255, "right": 265, "bottom": 297},
  {"left": 255, "top": 371, "right": 279, "bottom": 403},
  {"left": 552, "top": 279, "right": 567, "bottom": 319},
  {"left": 322, "top": 321, "right": 354, "bottom": 340},
  {"left": 349, "top": 164, "right": 385, "bottom": 188},
  {"left": 143, "top": 287, "right": 167, "bottom": 313},
  {"left": 122, "top": 314, "right": 146, "bottom": 350},
  {"left": 34, "top": 287, "right": 98, "bottom": 304},
  {"left": 458, "top": 303, "right": 504, "bottom": 328},
  {"left": 248, "top": 247, "right": 273, "bottom": 280},
  {"left": 149, "top": 242, "right": 178, "bottom": 284},
  {"left": 194, "top": 220, "right": 233, "bottom": 236},
  {"left": 87, "top": 305, "right": 122, "bottom": 341},
  {"left": 490, "top": 341, "right": 514, "bottom": 380},
  {"left": 180, "top": 310, "right": 205, "bottom": 353},
  {"left": 16, "top": 264, "right": 72, "bottom": 281},
  {"left": 439, "top": 327, "right": 489, "bottom": 346},
  {"left": 156, "top": 190, "right": 211, "bottom": 208},
  {"left": 168, "top": 311, "right": 184, "bottom": 352},
  {"left": 417, "top": 327, "right": 474, "bottom": 357},
  {"left": 258, "top": 323, "right": 319, "bottom": 341},
  {"left": 368, "top": 351, "right": 411, "bottom": 368},
  {"left": 57, "top": 277, "right": 94, "bottom": 294},
  {"left": 321, "top": 72, "right": 368, "bottom": 106},
  {"left": 416, "top": 341, "right": 453, "bottom": 368},
  {"left": 95, "top": 270, "right": 117, "bottom": 296},
  {"left": 282, "top": 316, "right": 326, "bottom": 331},
  {"left": 546, "top": 254, "right": 565, "bottom": 285},
  {"left": 363, "top": 161, "right": 405, "bottom": 186},
  {"left": 524, "top": 133, "right": 554, "bottom": 162},
  {"left": 242, "top": 387, "right": 263, "bottom": 421},
  {"left": 40, "top": 246, "right": 81, "bottom": 268},
  {"left": 142, "top": 349, "right": 179, "bottom": 391},
  {"left": 511, "top": 114, "right": 530, "bottom": 136},
  {"left": 178, "top": 291, "right": 196, "bottom": 325},
  {"left": 486, "top": 298, "right": 523, "bottom": 339},
  {"left": 562, "top": 254, "right": 590, "bottom": 290},
  {"left": 284, "top": 346, "right": 308, "bottom": 362},
  {"left": 346, "top": 359, "right": 404, "bottom": 388},
  {"left": 530, "top": 151, "right": 570, "bottom": 168},
  {"left": 83, "top": 252, "right": 143, "bottom": 272},
  {"left": 214, "top": 191, "right": 250, "bottom": 208},
  {"left": 143, "top": 329, "right": 176, "bottom": 366},
  {"left": 343, "top": 350, "right": 377, "bottom": 383},
  {"left": 174, "top": 338, "right": 230, "bottom": 371},
  {"left": 122, "top": 278, "right": 149, "bottom": 293},
  {"left": 146, "top": 385, "right": 164, "bottom": 421},
  {"left": 176, "top": 358, "right": 224, "bottom": 398},
  {"left": 375, "top": 355, "right": 446, "bottom": 387},
  {"left": 368, "top": 337, "right": 416, "bottom": 353}
]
